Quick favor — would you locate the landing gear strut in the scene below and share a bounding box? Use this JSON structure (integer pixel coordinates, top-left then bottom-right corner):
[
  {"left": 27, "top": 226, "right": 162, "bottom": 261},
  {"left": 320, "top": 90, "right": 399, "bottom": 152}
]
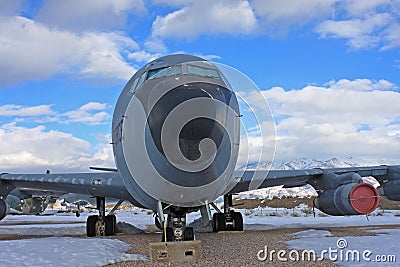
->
[
  {"left": 86, "top": 197, "right": 116, "bottom": 237},
  {"left": 212, "top": 194, "right": 243, "bottom": 232},
  {"left": 157, "top": 205, "right": 195, "bottom": 242}
]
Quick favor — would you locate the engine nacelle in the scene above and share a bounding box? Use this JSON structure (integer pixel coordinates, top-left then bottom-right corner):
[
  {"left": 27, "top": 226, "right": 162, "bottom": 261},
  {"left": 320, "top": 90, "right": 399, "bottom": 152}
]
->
[
  {"left": 0, "top": 198, "right": 10, "bottom": 221},
  {"left": 379, "top": 180, "right": 400, "bottom": 201},
  {"left": 315, "top": 183, "right": 379, "bottom": 216}
]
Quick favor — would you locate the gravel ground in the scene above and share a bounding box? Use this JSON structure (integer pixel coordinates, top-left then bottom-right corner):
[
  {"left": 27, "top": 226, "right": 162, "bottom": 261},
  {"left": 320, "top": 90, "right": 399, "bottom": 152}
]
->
[
  {"left": 107, "top": 228, "right": 340, "bottom": 266},
  {"left": 1, "top": 224, "right": 399, "bottom": 266},
  {"left": 107, "top": 225, "right": 400, "bottom": 266}
]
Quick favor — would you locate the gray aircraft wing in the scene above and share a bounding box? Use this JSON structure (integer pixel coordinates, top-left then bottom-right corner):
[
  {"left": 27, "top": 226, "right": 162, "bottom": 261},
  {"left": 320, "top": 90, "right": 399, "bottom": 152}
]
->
[
  {"left": 0, "top": 172, "right": 131, "bottom": 201},
  {"left": 229, "top": 165, "right": 400, "bottom": 194}
]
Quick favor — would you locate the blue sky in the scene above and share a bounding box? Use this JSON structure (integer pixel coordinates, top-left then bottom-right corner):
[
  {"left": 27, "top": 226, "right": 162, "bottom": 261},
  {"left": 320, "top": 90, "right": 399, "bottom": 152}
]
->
[{"left": 0, "top": 0, "right": 399, "bottom": 172}]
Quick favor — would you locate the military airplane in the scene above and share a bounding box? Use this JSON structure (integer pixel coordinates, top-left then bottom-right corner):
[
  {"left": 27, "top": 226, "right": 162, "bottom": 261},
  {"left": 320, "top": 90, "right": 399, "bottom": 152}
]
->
[{"left": 1, "top": 54, "right": 399, "bottom": 241}]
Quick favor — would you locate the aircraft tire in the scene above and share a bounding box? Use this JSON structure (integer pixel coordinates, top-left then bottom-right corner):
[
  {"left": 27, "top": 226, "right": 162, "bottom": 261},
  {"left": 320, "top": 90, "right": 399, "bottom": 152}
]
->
[
  {"left": 0, "top": 199, "right": 9, "bottom": 221},
  {"left": 212, "top": 213, "right": 226, "bottom": 232},
  {"left": 87, "top": 215, "right": 98, "bottom": 237},
  {"left": 104, "top": 215, "right": 115, "bottom": 236},
  {"left": 183, "top": 227, "right": 195, "bottom": 241},
  {"left": 107, "top": 214, "right": 117, "bottom": 233},
  {"left": 232, "top": 211, "right": 243, "bottom": 231},
  {"left": 161, "top": 227, "right": 174, "bottom": 242}
]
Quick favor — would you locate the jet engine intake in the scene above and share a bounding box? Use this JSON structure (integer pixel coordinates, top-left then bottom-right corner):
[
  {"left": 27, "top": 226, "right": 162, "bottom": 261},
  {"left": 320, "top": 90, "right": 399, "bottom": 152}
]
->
[
  {"left": 0, "top": 198, "right": 9, "bottom": 221},
  {"left": 314, "top": 183, "right": 379, "bottom": 216}
]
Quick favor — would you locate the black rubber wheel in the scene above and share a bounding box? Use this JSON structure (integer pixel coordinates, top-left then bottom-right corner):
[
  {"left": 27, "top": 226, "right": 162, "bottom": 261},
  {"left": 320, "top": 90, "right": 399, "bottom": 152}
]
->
[
  {"left": 0, "top": 199, "right": 9, "bottom": 221},
  {"left": 113, "top": 215, "right": 117, "bottom": 233},
  {"left": 212, "top": 213, "right": 226, "bottom": 232},
  {"left": 104, "top": 215, "right": 115, "bottom": 236},
  {"left": 86, "top": 215, "right": 98, "bottom": 237},
  {"left": 107, "top": 214, "right": 117, "bottom": 233},
  {"left": 161, "top": 227, "right": 174, "bottom": 242},
  {"left": 212, "top": 213, "right": 218, "bottom": 232},
  {"left": 183, "top": 227, "right": 195, "bottom": 241},
  {"left": 231, "top": 211, "right": 243, "bottom": 231}
]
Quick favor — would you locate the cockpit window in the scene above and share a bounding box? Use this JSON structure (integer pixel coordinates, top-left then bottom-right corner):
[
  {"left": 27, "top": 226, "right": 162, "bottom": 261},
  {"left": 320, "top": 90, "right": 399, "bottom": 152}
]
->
[
  {"left": 131, "top": 62, "right": 223, "bottom": 94},
  {"left": 147, "top": 67, "right": 168, "bottom": 79},
  {"left": 149, "top": 65, "right": 183, "bottom": 80},
  {"left": 129, "top": 77, "right": 139, "bottom": 93},
  {"left": 130, "top": 71, "right": 147, "bottom": 93},
  {"left": 187, "top": 65, "right": 220, "bottom": 79}
]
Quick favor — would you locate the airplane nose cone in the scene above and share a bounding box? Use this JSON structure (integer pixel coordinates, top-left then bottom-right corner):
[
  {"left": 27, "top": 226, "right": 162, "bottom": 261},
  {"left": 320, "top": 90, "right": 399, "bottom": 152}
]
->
[
  {"left": 120, "top": 78, "right": 240, "bottom": 207},
  {"left": 147, "top": 82, "right": 226, "bottom": 163},
  {"left": 144, "top": 81, "right": 238, "bottom": 187}
]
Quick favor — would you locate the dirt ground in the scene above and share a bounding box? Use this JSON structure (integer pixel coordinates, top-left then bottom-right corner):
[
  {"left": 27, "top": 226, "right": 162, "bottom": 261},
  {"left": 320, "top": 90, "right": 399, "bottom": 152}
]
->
[
  {"left": 1, "top": 222, "right": 399, "bottom": 266},
  {"left": 103, "top": 224, "right": 400, "bottom": 267}
]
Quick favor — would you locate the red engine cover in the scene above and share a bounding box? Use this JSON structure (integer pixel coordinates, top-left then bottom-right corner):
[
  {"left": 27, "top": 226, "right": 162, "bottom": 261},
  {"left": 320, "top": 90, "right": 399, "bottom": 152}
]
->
[{"left": 349, "top": 183, "right": 380, "bottom": 214}]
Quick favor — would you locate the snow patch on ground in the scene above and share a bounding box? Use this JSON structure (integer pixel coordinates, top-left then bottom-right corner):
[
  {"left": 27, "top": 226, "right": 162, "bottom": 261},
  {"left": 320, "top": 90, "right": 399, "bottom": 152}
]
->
[
  {"left": 287, "top": 229, "right": 400, "bottom": 266},
  {"left": 1, "top": 208, "right": 399, "bottom": 266},
  {"left": 0, "top": 224, "right": 86, "bottom": 235},
  {"left": 0, "top": 237, "right": 148, "bottom": 267},
  {"left": 290, "top": 229, "right": 333, "bottom": 239},
  {"left": 242, "top": 208, "right": 400, "bottom": 230}
]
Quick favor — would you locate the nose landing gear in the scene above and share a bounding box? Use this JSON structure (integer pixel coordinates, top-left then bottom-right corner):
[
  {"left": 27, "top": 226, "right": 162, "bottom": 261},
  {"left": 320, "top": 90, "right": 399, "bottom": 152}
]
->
[{"left": 157, "top": 205, "right": 195, "bottom": 242}]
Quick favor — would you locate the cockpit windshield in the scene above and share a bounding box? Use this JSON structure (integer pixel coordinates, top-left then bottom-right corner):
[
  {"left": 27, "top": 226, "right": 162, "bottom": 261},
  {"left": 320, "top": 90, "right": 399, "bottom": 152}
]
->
[
  {"left": 147, "top": 67, "right": 168, "bottom": 79},
  {"left": 148, "top": 65, "right": 183, "bottom": 80},
  {"left": 148, "top": 62, "right": 222, "bottom": 81},
  {"left": 187, "top": 65, "right": 220, "bottom": 79},
  {"left": 130, "top": 61, "right": 223, "bottom": 94}
]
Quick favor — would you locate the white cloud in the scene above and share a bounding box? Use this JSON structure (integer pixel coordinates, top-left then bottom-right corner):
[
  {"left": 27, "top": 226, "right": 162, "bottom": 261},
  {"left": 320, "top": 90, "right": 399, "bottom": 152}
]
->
[
  {"left": 395, "top": 60, "right": 400, "bottom": 69},
  {"left": 315, "top": 13, "right": 393, "bottom": 49},
  {"left": 237, "top": 121, "right": 276, "bottom": 168},
  {"left": 151, "top": 0, "right": 187, "bottom": 6},
  {"left": 128, "top": 50, "right": 162, "bottom": 63},
  {"left": 314, "top": 0, "right": 400, "bottom": 50},
  {"left": 252, "top": 0, "right": 336, "bottom": 25},
  {"left": 342, "top": 0, "right": 392, "bottom": 16},
  {"left": 144, "top": 38, "right": 168, "bottom": 53},
  {"left": 63, "top": 102, "right": 111, "bottom": 125},
  {"left": 0, "top": 124, "right": 115, "bottom": 173},
  {"left": 326, "top": 78, "right": 397, "bottom": 91},
  {"left": 152, "top": 0, "right": 257, "bottom": 39},
  {"left": 0, "top": 102, "right": 111, "bottom": 126},
  {"left": 194, "top": 54, "right": 221, "bottom": 61},
  {"left": 35, "top": 0, "right": 146, "bottom": 32},
  {"left": 257, "top": 79, "right": 400, "bottom": 162},
  {"left": 150, "top": 0, "right": 400, "bottom": 51},
  {"left": 0, "top": 0, "right": 24, "bottom": 16},
  {"left": 381, "top": 22, "right": 400, "bottom": 50},
  {"left": 79, "top": 102, "right": 108, "bottom": 111},
  {"left": 0, "top": 104, "right": 54, "bottom": 116},
  {"left": 0, "top": 16, "right": 138, "bottom": 86}
]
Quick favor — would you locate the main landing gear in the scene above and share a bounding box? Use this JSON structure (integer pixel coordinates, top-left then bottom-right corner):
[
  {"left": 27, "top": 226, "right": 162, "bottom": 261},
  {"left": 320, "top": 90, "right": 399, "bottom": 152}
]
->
[
  {"left": 86, "top": 197, "right": 118, "bottom": 237},
  {"left": 212, "top": 194, "right": 243, "bottom": 232}
]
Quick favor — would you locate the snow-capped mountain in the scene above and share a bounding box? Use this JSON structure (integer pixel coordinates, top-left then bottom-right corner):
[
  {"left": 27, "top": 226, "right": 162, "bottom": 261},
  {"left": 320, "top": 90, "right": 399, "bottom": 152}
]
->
[
  {"left": 237, "top": 157, "right": 381, "bottom": 199},
  {"left": 271, "top": 157, "right": 360, "bottom": 170}
]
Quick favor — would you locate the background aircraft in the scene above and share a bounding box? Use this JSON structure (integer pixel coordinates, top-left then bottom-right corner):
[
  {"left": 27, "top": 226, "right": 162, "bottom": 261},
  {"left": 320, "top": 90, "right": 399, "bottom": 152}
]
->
[{"left": 1, "top": 54, "right": 399, "bottom": 241}]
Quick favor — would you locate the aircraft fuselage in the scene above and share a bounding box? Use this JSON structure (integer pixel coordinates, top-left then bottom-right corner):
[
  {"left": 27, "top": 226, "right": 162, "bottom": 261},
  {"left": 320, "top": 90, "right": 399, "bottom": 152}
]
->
[{"left": 112, "top": 54, "right": 241, "bottom": 210}]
